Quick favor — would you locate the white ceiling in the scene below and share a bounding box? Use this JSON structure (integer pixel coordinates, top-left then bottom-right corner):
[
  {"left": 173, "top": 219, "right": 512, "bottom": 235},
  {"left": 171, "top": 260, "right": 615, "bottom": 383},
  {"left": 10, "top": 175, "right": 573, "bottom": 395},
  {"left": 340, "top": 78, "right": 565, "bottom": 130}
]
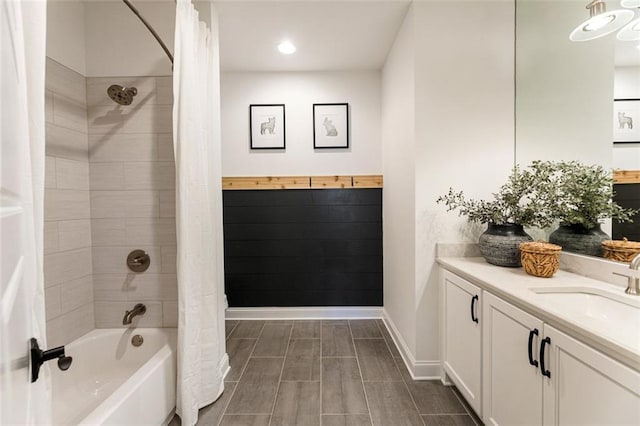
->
[{"left": 213, "top": 0, "right": 411, "bottom": 71}]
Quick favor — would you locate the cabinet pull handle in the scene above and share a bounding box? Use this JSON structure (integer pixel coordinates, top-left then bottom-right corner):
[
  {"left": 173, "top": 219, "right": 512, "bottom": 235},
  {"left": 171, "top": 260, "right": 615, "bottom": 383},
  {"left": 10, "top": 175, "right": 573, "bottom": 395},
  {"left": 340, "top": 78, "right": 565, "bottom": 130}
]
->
[
  {"left": 539, "top": 336, "right": 551, "bottom": 378},
  {"left": 527, "top": 328, "right": 539, "bottom": 367},
  {"left": 470, "top": 295, "right": 479, "bottom": 323}
]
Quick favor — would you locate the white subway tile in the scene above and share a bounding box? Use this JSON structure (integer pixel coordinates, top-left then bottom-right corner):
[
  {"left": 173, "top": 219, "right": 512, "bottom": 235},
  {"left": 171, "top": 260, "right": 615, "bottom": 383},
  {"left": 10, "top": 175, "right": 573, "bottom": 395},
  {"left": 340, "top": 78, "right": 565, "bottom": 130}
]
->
[
  {"left": 92, "top": 246, "right": 162, "bottom": 274},
  {"left": 93, "top": 273, "right": 177, "bottom": 302},
  {"left": 157, "top": 133, "right": 174, "bottom": 161},
  {"left": 44, "top": 247, "right": 92, "bottom": 287},
  {"left": 156, "top": 77, "right": 173, "bottom": 105},
  {"left": 60, "top": 275, "right": 93, "bottom": 314},
  {"left": 124, "top": 162, "right": 175, "bottom": 190},
  {"left": 90, "top": 162, "right": 125, "bottom": 190},
  {"left": 52, "top": 94, "right": 87, "bottom": 133},
  {"left": 86, "top": 76, "right": 156, "bottom": 107},
  {"left": 158, "top": 190, "right": 175, "bottom": 218},
  {"left": 89, "top": 133, "right": 157, "bottom": 162},
  {"left": 88, "top": 104, "right": 172, "bottom": 134},
  {"left": 160, "top": 246, "right": 177, "bottom": 274},
  {"left": 46, "top": 58, "right": 86, "bottom": 106},
  {"left": 125, "top": 218, "right": 176, "bottom": 246},
  {"left": 46, "top": 123, "right": 89, "bottom": 160},
  {"left": 44, "top": 222, "right": 59, "bottom": 255},
  {"left": 58, "top": 220, "right": 92, "bottom": 251},
  {"left": 55, "top": 157, "right": 90, "bottom": 190},
  {"left": 45, "top": 156, "right": 57, "bottom": 188},
  {"left": 162, "top": 301, "right": 178, "bottom": 327},
  {"left": 91, "top": 219, "right": 126, "bottom": 246},
  {"left": 47, "top": 304, "right": 94, "bottom": 347},
  {"left": 90, "top": 190, "right": 159, "bottom": 218},
  {"left": 94, "top": 301, "right": 162, "bottom": 328},
  {"left": 45, "top": 285, "right": 62, "bottom": 321},
  {"left": 44, "top": 189, "right": 90, "bottom": 221}
]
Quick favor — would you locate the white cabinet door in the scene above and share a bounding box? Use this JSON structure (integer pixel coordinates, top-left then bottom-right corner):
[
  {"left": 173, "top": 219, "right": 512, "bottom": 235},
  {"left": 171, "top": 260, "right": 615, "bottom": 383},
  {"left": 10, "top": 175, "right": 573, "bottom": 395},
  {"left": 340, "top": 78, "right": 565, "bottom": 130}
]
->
[
  {"left": 482, "top": 292, "right": 544, "bottom": 426},
  {"left": 442, "top": 271, "right": 482, "bottom": 416},
  {"left": 542, "top": 325, "right": 640, "bottom": 426}
]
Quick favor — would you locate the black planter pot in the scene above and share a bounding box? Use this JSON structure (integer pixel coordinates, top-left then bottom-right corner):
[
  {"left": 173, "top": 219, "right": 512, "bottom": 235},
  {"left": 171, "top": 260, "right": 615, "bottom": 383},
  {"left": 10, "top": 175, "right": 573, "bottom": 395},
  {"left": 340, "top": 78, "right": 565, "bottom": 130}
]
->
[
  {"left": 548, "top": 223, "right": 610, "bottom": 257},
  {"left": 478, "top": 223, "right": 533, "bottom": 267}
]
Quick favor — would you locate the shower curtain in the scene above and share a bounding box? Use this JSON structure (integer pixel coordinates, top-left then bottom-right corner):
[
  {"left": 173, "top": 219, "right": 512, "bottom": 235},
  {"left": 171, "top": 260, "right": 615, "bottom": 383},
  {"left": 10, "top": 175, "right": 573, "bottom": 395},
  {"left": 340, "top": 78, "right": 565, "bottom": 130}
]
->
[{"left": 172, "top": 1, "right": 226, "bottom": 425}]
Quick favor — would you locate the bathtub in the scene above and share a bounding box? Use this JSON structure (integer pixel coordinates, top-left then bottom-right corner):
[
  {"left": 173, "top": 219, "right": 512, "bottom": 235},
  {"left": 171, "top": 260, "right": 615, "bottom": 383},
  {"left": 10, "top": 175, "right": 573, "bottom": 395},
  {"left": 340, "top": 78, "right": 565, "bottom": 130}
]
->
[{"left": 50, "top": 328, "right": 177, "bottom": 426}]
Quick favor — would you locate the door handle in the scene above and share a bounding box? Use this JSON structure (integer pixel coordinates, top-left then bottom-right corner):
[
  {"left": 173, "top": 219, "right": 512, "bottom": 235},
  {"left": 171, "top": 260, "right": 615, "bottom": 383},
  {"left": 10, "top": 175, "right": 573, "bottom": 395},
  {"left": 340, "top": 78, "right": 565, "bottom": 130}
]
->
[
  {"left": 470, "top": 295, "right": 479, "bottom": 323},
  {"left": 539, "top": 336, "right": 551, "bottom": 378},
  {"left": 528, "top": 328, "right": 539, "bottom": 367}
]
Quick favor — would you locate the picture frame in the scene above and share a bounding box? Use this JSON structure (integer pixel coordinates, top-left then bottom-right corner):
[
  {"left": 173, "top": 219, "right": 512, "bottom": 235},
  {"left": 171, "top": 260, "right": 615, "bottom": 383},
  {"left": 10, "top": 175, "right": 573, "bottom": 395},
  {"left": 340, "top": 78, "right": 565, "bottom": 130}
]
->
[
  {"left": 313, "top": 103, "right": 349, "bottom": 149},
  {"left": 250, "top": 104, "right": 286, "bottom": 150},
  {"left": 613, "top": 99, "right": 640, "bottom": 144}
]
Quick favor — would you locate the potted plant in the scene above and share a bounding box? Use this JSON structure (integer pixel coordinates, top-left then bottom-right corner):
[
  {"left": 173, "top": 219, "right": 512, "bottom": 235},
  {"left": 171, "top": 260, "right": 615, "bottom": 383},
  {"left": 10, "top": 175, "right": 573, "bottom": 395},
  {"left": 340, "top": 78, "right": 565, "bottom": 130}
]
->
[
  {"left": 540, "top": 161, "right": 637, "bottom": 257},
  {"left": 437, "top": 164, "right": 557, "bottom": 267}
]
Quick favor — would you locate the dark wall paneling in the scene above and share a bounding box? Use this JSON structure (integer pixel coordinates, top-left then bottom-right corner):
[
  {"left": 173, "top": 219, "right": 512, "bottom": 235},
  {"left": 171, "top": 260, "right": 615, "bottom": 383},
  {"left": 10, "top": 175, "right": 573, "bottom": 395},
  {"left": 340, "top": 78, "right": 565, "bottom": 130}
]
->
[
  {"left": 223, "top": 189, "right": 383, "bottom": 307},
  {"left": 613, "top": 184, "right": 640, "bottom": 242}
]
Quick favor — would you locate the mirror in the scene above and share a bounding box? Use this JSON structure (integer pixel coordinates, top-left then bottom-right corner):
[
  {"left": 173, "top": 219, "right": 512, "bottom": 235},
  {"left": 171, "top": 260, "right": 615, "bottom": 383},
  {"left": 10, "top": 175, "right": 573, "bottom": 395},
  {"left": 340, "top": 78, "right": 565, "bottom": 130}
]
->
[{"left": 515, "top": 0, "right": 640, "bottom": 257}]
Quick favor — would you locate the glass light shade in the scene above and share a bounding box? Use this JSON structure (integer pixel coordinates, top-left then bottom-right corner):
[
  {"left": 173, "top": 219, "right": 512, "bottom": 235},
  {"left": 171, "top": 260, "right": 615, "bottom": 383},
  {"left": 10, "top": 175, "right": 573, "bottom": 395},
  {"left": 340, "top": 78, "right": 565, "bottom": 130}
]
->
[
  {"left": 617, "top": 17, "right": 640, "bottom": 40},
  {"left": 277, "top": 41, "right": 296, "bottom": 54},
  {"left": 569, "top": 9, "right": 634, "bottom": 41},
  {"left": 620, "top": 0, "right": 640, "bottom": 8}
]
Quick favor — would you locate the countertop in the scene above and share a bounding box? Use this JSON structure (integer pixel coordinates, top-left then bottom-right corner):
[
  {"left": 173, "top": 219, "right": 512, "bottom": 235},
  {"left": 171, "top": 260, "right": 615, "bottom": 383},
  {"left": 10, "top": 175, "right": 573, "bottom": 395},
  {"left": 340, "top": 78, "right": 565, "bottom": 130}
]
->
[{"left": 437, "top": 257, "right": 640, "bottom": 371}]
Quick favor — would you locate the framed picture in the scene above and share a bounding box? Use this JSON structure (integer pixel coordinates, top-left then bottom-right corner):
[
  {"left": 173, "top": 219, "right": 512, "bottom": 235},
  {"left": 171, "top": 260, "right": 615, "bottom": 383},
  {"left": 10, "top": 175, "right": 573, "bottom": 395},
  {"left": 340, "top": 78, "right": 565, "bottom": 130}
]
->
[
  {"left": 250, "top": 104, "right": 286, "bottom": 149},
  {"left": 613, "top": 99, "right": 640, "bottom": 144},
  {"left": 313, "top": 103, "right": 349, "bottom": 149}
]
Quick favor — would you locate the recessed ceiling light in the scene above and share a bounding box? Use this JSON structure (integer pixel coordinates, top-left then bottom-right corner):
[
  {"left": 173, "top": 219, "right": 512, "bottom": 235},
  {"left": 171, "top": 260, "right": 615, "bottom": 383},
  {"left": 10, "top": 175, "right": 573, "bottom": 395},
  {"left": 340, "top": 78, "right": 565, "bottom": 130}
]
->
[{"left": 277, "top": 41, "right": 296, "bottom": 55}]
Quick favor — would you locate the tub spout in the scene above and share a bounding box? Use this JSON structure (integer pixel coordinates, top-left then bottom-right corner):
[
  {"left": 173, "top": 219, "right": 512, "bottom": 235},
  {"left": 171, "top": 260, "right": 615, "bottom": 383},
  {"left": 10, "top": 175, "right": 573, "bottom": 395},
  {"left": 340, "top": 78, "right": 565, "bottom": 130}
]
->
[{"left": 123, "top": 303, "right": 147, "bottom": 325}]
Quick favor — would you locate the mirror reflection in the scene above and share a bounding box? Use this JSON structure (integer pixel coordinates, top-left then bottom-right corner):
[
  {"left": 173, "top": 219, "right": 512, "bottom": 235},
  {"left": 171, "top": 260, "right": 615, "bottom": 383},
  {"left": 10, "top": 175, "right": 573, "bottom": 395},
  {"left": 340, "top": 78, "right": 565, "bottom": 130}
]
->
[{"left": 515, "top": 0, "right": 640, "bottom": 259}]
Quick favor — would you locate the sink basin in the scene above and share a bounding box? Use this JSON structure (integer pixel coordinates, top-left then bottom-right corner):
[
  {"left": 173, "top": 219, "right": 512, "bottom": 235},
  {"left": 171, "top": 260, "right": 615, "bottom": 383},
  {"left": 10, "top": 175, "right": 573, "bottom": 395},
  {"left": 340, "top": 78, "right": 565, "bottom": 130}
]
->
[{"left": 529, "top": 286, "right": 640, "bottom": 350}]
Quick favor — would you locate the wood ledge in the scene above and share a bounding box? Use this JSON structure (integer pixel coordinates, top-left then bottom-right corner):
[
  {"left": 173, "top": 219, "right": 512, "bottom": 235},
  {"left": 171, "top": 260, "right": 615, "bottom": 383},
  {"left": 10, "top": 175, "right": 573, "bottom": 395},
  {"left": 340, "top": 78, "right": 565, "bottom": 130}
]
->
[
  {"left": 613, "top": 170, "right": 640, "bottom": 184},
  {"left": 222, "top": 175, "right": 383, "bottom": 190}
]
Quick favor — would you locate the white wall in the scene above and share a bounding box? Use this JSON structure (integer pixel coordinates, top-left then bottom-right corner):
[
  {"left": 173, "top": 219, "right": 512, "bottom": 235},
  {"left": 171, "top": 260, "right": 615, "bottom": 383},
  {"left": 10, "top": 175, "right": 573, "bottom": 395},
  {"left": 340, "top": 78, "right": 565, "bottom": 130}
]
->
[
  {"left": 84, "top": 1, "right": 175, "bottom": 77},
  {"left": 381, "top": 7, "right": 417, "bottom": 358},
  {"left": 47, "top": 0, "right": 86, "bottom": 75},
  {"left": 613, "top": 67, "right": 640, "bottom": 170},
  {"left": 515, "top": 0, "right": 614, "bottom": 168},
  {"left": 381, "top": 0, "right": 515, "bottom": 376},
  {"left": 220, "top": 71, "right": 382, "bottom": 176}
]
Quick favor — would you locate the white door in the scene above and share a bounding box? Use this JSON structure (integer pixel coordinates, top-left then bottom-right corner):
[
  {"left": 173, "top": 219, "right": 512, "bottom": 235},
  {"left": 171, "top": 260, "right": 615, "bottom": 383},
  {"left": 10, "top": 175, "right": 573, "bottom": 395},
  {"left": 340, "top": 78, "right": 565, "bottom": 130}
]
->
[
  {"left": 482, "top": 292, "right": 544, "bottom": 426},
  {"left": 1, "top": 0, "right": 49, "bottom": 424},
  {"left": 441, "top": 271, "right": 482, "bottom": 416},
  {"left": 542, "top": 325, "right": 640, "bottom": 426}
]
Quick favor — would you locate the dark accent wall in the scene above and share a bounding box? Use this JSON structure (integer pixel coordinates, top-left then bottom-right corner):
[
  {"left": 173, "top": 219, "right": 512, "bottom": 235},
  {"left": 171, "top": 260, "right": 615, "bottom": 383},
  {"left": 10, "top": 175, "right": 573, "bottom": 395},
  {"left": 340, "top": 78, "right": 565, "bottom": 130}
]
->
[
  {"left": 613, "top": 184, "right": 640, "bottom": 242},
  {"left": 223, "top": 189, "right": 383, "bottom": 307}
]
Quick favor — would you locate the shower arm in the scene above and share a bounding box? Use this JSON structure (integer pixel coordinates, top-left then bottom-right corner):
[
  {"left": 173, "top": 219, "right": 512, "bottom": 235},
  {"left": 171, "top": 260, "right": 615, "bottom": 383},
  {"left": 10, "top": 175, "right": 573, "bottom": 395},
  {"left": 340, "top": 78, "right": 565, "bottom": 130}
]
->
[{"left": 121, "top": 0, "right": 174, "bottom": 65}]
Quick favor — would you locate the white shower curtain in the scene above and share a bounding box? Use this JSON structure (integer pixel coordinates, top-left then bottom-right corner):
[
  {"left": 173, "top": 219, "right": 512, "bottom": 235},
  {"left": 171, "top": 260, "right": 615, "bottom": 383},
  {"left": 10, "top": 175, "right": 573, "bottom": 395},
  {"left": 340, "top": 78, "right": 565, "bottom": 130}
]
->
[{"left": 172, "top": 1, "right": 226, "bottom": 425}]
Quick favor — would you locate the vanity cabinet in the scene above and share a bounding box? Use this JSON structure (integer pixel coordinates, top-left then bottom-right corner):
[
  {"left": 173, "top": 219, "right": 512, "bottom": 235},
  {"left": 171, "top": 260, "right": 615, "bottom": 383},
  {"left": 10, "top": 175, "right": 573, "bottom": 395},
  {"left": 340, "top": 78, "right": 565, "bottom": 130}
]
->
[{"left": 441, "top": 271, "right": 482, "bottom": 416}]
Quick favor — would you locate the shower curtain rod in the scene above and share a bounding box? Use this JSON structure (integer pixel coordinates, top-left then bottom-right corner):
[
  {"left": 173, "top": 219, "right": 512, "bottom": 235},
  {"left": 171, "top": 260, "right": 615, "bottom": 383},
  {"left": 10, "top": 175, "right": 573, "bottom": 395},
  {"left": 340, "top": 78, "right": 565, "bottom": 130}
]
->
[{"left": 121, "top": 0, "right": 174, "bottom": 65}]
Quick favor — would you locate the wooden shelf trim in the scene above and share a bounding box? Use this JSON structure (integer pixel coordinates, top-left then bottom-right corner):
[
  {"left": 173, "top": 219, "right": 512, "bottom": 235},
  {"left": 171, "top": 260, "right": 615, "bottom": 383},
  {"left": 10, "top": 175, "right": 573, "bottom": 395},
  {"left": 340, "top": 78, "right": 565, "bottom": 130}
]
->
[
  {"left": 222, "top": 175, "right": 383, "bottom": 190},
  {"left": 613, "top": 170, "right": 640, "bottom": 184}
]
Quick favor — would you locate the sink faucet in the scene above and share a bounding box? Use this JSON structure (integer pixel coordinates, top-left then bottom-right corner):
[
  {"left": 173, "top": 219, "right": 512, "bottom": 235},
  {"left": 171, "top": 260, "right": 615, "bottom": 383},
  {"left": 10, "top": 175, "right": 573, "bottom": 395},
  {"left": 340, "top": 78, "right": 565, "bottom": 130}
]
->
[
  {"left": 623, "top": 253, "right": 640, "bottom": 296},
  {"left": 122, "top": 303, "right": 146, "bottom": 325}
]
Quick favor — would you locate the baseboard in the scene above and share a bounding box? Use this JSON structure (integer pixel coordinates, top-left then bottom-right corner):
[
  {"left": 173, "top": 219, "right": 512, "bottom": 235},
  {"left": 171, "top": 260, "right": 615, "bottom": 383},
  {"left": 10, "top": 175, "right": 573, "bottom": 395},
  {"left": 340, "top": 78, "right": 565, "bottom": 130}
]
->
[
  {"left": 225, "top": 306, "right": 383, "bottom": 320},
  {"left": 380, "top": 309, "right": 441, "bottom": 380}
]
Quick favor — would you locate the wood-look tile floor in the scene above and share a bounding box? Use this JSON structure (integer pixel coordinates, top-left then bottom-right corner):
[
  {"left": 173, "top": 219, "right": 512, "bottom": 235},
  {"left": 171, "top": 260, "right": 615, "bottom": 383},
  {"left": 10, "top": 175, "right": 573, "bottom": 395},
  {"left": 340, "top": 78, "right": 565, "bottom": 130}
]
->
[{"left": 170, "top": 320, "right": 482, "bottom": 426}]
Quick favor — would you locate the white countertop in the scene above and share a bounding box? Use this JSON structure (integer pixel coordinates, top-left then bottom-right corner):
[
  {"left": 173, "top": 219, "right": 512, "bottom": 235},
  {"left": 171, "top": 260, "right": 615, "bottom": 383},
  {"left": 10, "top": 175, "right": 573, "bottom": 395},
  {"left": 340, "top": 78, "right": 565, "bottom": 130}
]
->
[{"left": 437, "top": 257, "right": 640, "bottom": 371}]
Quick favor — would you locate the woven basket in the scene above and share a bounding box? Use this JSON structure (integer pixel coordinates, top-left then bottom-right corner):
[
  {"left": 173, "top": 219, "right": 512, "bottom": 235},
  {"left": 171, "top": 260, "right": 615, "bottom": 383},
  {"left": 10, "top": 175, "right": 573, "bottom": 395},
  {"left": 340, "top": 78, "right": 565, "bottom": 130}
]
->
[
  {"left": 602, "top": 238, "right": 640, "bottom": 263},
  {"left": 519, "top": 242, "right": 562, "bottom": 278}
]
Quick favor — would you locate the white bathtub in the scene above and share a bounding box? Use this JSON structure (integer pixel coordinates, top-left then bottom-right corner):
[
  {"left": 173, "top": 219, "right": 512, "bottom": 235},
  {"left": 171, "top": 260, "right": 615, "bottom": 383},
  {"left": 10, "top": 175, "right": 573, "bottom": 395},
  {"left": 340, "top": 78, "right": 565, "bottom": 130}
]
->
[{"left": 51, "top": 328, "right": 177, "bottom": 426}]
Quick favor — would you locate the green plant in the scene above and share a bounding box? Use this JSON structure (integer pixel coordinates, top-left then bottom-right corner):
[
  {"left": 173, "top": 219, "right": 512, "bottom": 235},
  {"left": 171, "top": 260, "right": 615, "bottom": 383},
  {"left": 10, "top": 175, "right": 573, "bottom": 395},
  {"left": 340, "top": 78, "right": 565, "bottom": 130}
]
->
[
  {"left": 537, "top": 161, "right": 637, "bottom": 229},
  {"left": 437, "top": 164, "right": 557, "bottom": 227}
]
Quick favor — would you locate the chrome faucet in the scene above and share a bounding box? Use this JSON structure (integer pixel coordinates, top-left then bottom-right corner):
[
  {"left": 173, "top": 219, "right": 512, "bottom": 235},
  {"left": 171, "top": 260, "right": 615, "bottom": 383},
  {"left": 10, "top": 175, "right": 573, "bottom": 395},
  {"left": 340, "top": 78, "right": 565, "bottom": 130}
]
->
[
  {"left": 122, "top": 303, "right": 146, "bottom": 325},
  {"left": 621, "top": 253, "right": 640, "bottom": 296}
]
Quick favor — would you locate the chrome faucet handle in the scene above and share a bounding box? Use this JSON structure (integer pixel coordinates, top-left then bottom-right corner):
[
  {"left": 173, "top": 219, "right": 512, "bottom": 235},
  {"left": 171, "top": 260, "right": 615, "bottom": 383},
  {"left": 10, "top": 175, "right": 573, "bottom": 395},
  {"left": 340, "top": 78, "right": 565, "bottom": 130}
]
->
[{"left": 613, "top": 272, "right": 640, "bottom": 296}]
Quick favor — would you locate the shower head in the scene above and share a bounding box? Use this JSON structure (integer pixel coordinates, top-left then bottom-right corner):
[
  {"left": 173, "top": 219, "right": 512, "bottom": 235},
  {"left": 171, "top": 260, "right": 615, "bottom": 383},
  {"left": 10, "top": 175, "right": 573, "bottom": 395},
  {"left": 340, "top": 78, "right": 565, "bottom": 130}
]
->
[{"left": 107, "top": 84, "right": 138, "bottom": 105}]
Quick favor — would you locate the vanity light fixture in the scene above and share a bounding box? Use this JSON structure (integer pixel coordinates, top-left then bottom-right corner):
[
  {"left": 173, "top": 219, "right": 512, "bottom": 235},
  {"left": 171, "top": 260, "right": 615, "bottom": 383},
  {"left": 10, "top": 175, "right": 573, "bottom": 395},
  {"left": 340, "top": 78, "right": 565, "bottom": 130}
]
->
[
  {"left": 569, "top": 0, "right": 634, "bottom": 41},
  {"left": 277, "top": 41, "right": 296, "bottom": 54},
  {"left": 620, "top": 0, "right": 640, "bottom": 8}
]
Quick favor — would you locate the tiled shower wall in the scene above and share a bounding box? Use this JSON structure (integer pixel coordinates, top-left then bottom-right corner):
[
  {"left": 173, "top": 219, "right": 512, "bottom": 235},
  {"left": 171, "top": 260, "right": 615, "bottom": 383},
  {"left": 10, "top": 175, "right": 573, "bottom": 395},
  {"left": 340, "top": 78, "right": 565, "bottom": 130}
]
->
[
  {"left": 44, "top": 58, "right": 177, "bottom": 345},
  {"left": 86, "top": 75, "right": 178, "bottom": 328},
  {"left": 44, "top": 58, "right": 94, "bottom": 347}
]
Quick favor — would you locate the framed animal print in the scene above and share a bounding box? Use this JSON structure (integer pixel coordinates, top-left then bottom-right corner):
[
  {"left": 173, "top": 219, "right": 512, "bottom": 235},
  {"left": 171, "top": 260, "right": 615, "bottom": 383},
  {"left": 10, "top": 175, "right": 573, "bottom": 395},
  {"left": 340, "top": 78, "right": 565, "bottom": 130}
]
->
[
  {"left": 313, "top": 103, "right": 349, "bottom": 149},
  {"left": 613, "top": 99, "right": 639, "bottom": 144},
  {"left": 250, "top": 104, "right": 286, "bottom": 149}
]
